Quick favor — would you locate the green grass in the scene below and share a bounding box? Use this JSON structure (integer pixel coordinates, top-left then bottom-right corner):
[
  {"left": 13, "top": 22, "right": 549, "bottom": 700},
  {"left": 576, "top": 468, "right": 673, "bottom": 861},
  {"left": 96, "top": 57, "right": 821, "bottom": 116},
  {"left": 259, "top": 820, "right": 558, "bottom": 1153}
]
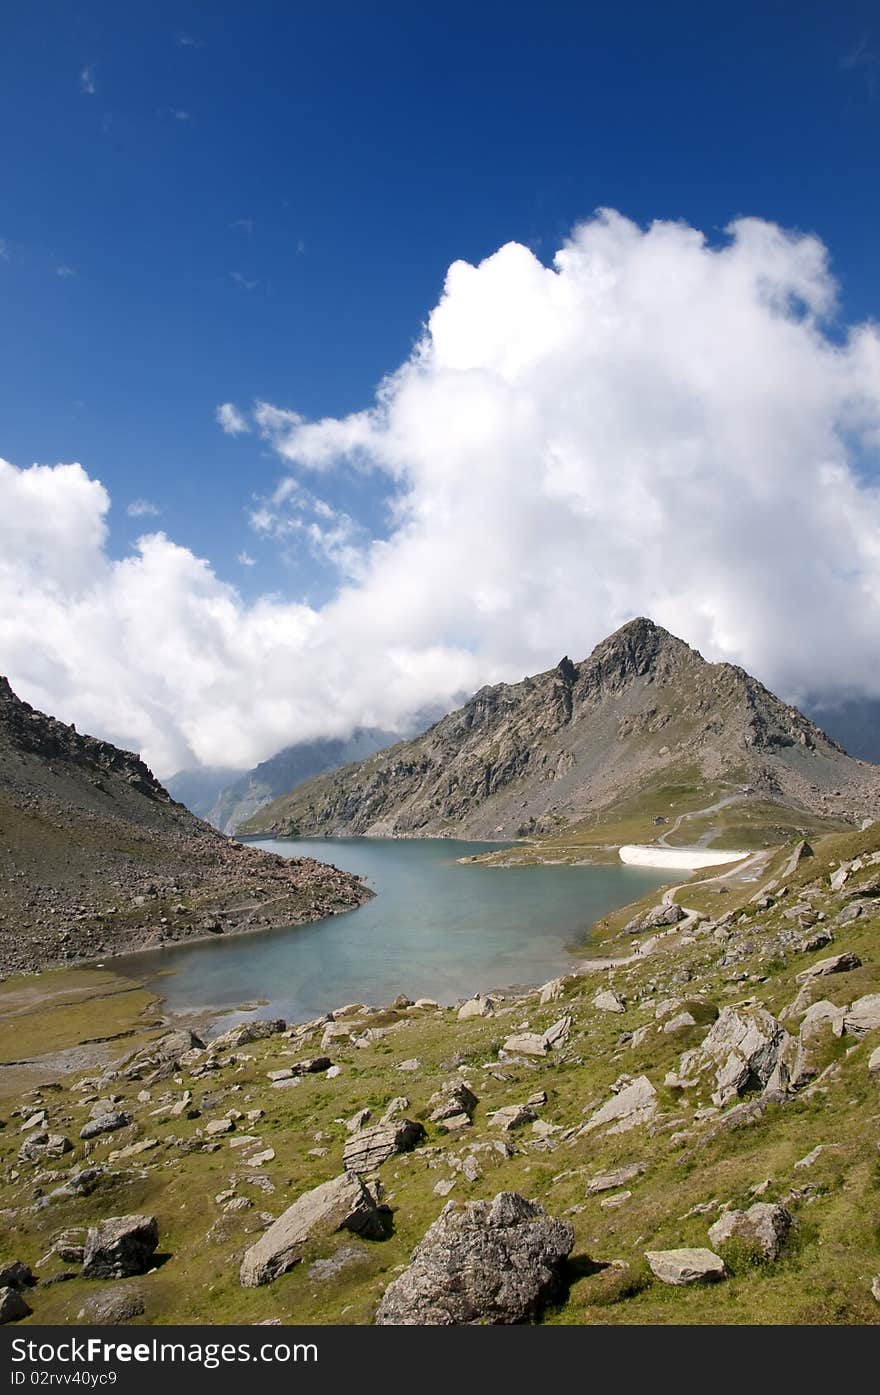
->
[{"left": 1, "top": 825, "right": 879, "bottom": 1325}]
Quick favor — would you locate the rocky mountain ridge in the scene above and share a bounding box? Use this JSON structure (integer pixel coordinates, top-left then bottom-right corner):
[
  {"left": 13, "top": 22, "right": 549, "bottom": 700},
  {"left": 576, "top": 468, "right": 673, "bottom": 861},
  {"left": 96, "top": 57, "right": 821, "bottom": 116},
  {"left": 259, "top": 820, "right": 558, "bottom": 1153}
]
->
[
  {"left": 245, "top": 619, "right": 880, "bottom": 840},
  {"left": 0, "top": 678, "right": 371, "bottom": 974}
]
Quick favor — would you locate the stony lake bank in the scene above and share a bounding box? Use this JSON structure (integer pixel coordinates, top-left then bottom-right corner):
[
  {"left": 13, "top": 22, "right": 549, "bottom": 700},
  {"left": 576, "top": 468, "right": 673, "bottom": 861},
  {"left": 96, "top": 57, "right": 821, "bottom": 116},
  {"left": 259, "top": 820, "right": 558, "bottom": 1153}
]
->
[{"left": 1, "top": 824, "right": 879, "bottom": 1326}]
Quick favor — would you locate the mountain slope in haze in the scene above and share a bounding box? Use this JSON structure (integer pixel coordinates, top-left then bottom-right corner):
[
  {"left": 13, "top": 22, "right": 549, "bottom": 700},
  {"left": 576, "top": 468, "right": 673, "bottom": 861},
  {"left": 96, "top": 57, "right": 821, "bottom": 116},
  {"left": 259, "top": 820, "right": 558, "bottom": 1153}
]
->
[
  {"left": 202, "top": 728, "right": 401, "bottom": 833},
  {"left": 0, "top": 678, "right": 370, "bottom": 975},
  {"left": 164, "top": 765, "right": 241, "bottom": 821},
  {"left": 244, "top": 618, "right": 880, "bottom": 841}
]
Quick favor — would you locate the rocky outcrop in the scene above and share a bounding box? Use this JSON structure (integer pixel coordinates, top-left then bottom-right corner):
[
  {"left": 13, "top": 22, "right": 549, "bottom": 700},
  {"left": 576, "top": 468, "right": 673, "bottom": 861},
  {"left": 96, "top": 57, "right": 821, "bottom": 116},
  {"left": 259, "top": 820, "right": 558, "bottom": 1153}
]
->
[
  {"left": 342, "top": 1119, "right": 426, "bottom": 1174},
  {"left": 82, "top": 1215, "right": 159, "bottom": 1279},
  {"left": 243, "top": 619, "right": 880, "bottom": 841},
  {"left": 375, "top": 1193, "right": 574, "bottom": 1325},
  {"left": 676, "top": 1005, "right": 791, "bottom": 1108},
  {"left": 240, "top": 1172, "right": 386, "bottom": 1287}
]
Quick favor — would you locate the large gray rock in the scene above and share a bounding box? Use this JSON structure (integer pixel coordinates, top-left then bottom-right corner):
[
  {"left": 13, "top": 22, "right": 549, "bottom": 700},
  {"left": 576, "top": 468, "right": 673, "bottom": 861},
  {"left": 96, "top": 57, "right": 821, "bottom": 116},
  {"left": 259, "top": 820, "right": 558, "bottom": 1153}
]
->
[
  {"left": 624, "top": 902, "right": 686, "bottom": 935},
  {"left": 428, "top": 1082, "right": 478, "bottom": 1123},
  {"left": 582, "top": 1075, "right": 658, "bottom": 1134},
  {"left": 120, "top": 1028, "right": 205, "bottom": 1080},
  {"left": 489, "top": 1103, "right": 536, "bottom": 1132},
  {"left": 795, "top": 952, "right": 861, "bottom": 984},
  {"left": 586, "top": 1163, "right": 646, "bottom": 1195},
  {"left": 645, "top": 1247, "right": 726, "bottom": 1285},
  {"left": 77, "top": 1285, "right": 146, "bottom": 1324},
  {"left": 0, "top": 1286, "right": 31, "bottom": 1323},
  {"left": 679, "top": 1004, "right": 790, "bottom": 1108},
  {"left": 209, "top": 1019, "right": 285, "bottom": 1050},
  {"left": 501, "top": 1032, "right": 549, "bottom": 1057},
  {"left": 240, "top": 1172, "right": 385, "bottom": 1287},
  {"left": 82, "top": 1215, "right": 159, "bottom": 1279},
  {"left": 18, "top": 1131, "right": 73, "bottom": 1163},
  {"left": 0, "top": 1261, "right": 34, "bottom": 1290},
  {"left": 782, "top": 840, "right": 813, "bottom": 878},
  {"left": 457, "top": 995, "right": 494, "bottom": 1020},
  {"left": 844, "top": 994, "right": 880, "bottom": 1037},
  {"left": 708, "top": 1203, "right": 792, "bottom": 1260},
  {"left": 342, "top": 1119, "right": 425, "bottom": 1173},
  {"left": 593, "top": 989, "right": 626, "bottom": 1013},
  {"left": 376, "top": 1192, "right": 574, "bottom": 1325},
  {"left": 80, "top": 1112, "right": 131, "bottom": 1141}
]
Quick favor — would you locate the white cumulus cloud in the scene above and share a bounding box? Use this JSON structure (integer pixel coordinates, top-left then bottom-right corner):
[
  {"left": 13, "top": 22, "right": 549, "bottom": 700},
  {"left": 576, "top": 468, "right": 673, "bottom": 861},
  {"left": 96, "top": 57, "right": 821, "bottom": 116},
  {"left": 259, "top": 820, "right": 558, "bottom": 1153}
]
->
[
  {"left": 127, "top": 498, "right": 161, "bottom": 518},
  {"left": 3, "top": 211, "right": 880, "bottom": 777},
  {"left": 216, "top": 402, "right": 249, "bottom": 435}
]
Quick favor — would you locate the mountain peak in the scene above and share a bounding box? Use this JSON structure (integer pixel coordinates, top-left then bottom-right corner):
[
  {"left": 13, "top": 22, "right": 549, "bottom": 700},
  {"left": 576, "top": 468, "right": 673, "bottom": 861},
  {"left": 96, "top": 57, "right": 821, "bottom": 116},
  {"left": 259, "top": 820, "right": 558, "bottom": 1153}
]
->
[{"left": 585, "top": 616, "right": 692, "bottom": 681}]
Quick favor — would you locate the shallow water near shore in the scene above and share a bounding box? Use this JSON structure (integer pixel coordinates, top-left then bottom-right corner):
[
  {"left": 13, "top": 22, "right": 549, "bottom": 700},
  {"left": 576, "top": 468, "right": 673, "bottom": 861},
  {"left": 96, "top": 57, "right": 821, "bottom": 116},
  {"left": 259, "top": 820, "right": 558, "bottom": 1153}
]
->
[{"left": 115, "top": 838, "right": 670, "bottom": 1029}]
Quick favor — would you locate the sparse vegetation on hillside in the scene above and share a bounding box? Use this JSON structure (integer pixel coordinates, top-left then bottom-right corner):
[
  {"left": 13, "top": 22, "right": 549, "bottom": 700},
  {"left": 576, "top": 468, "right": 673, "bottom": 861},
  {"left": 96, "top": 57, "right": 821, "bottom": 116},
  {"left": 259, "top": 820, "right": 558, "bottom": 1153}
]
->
[{"left": 2, "top": 825, "right": 878, "bottom": 1326}]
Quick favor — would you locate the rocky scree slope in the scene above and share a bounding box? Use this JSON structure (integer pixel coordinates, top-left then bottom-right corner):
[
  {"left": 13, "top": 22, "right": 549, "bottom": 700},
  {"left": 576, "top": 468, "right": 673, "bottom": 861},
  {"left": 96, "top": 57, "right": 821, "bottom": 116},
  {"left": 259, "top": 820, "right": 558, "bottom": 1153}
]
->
[
  {"left": 0, "top": 678, "right": 371, "bottom": 975},
  {"left": 245, "top": 619, "right": 880, "bottom": 840},
  {"left": 1, "top": 823, "right": 879, "bottom": 1325}
]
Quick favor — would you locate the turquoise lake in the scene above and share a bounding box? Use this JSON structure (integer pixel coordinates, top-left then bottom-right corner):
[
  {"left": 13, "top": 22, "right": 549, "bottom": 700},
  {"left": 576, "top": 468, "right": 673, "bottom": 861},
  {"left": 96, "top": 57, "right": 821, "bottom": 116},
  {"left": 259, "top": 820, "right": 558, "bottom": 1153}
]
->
[{"left": 125, "top": 838, "right": 670, "bottom": 1027}]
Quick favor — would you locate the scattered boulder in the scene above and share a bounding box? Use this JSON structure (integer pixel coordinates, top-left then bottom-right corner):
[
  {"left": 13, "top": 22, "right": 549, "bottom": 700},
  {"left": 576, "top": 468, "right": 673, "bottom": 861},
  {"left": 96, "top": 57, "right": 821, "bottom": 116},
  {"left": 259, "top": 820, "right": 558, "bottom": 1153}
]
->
[
  {"left": 0, "top": 1287, "right": 32, "bottom": 1323},
  {"left": 19, "top": 1132, "right": 73, "bottom": 1163},
  {"left": 664, "top": 1011, "right": 697, "bottom": 1034},
  {"left": 489, "top": 1104, "right": 536, "bottom": 1132},
  {"left": 209, "top": 1020, "right": 285, "bottom": 1050},
  {"left": 795, "top": 952, "right": 862, "bottom": 984},
  {"left": 708, "top": 1203, "right": 792, "bottom": 1261},
  {"left": 342, "top": 1118, "right": 425, "bottom": 1173},
  {"left": 625, "top": 902, "right": 686, "bottom": 935},
  {"left": 240, "top": 1172, "right": 386, "bottom": 1287},
  {"left": 836, "top": 900, "right": 872, "bottom": 926},
  {"left": 586, "top": 1163, "right": 646, "bottom": 1195},
  {"left": 292, "top": 1056, "right": 332, "bottom": 1074},
  {"left": 593, "top": 989, "right": 626, "bottom": 1013},
  {"left": 843, "top": 994, "right": 880, "bottom": 1038},
  {"left": 500, "top": 1032, "right": 547, "bottom": 1057},
  {"left": 539, "top": 977, "right": 567, "bottom": 1005},
  {"left": 782, "top": 840, "right": 813, "bottom": 878},
  {"left": 645, "top": 1248, "right": 726, "bottom": 1285},
  {"left": 0, "top": 1262, "right": 34, "bottom": 1289},
  {"left": 428, "top": 1082, "right": 478, "bottom": 1124},
  {"left": 582, "top": 1075, "right": 658, "bottom": 1134},
  {"left": 40, "top": 1230, "right": 85, "bottom": 1266},
  {"left": 76, "top": 1284, "right": 146, "bottom": 1324},
  {"left": 80, "top": 1112, "right": 131, "bottom": 1141},
  {"left": 375, "top": 1192, "right": 574, "bottom": 1325},
  {"left": 544, "top": 1015, "right": 572, "bottom": 1049},
  {"left": 82, "top": 1215, "right": 159, "bottom": 1279},
  {"left": 678, "top": 1004, "right": 790, "bottom": 1108},
  {"left": 457, "top": 995, "right": 494, "bottom": 1020},
  {"left": 799, "top": 929, "right": 833, "bottom": 954},
  {"left": 868, "top": 1045, "right": 880, "bottom": 1075}
]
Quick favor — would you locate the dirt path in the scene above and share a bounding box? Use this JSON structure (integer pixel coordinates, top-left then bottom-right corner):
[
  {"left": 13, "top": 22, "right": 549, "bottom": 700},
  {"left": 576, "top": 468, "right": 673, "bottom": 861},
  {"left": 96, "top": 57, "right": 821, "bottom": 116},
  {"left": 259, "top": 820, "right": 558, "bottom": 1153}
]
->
[{"left": 657, "top": 792, "right": 745, "bottom": 848}]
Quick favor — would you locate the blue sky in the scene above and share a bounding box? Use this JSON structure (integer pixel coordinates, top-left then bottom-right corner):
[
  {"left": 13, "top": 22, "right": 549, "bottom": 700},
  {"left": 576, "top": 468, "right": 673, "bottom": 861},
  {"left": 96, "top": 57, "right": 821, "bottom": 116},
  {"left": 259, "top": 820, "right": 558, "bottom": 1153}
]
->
[
  {"left": 2, "top": 3, "right": 880, "bottom": 773},
  {"left": 3, "top": 1, "right": 879, "bottom": 597}
]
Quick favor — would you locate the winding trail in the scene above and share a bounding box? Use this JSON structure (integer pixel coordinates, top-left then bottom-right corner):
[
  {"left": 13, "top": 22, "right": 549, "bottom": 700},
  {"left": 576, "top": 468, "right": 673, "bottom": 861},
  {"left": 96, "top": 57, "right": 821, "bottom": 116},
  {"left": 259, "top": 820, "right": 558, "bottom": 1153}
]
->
[
  {"left": 657, "top": 793, "right": 745, "bottom": 848},
  {"left": 576, "top": 843, "right": 774, "bottom": 977}
]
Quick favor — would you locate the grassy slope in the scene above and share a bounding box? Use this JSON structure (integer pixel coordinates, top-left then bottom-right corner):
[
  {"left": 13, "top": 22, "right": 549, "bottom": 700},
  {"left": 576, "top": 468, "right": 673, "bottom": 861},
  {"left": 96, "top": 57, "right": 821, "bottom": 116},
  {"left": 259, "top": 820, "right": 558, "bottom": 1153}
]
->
[
  {"left": 472, "top": 774, "right": 850, "bottom": 866},
  {"left": 1, "top": 825, "right": 878, "bottom": 1325}
]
